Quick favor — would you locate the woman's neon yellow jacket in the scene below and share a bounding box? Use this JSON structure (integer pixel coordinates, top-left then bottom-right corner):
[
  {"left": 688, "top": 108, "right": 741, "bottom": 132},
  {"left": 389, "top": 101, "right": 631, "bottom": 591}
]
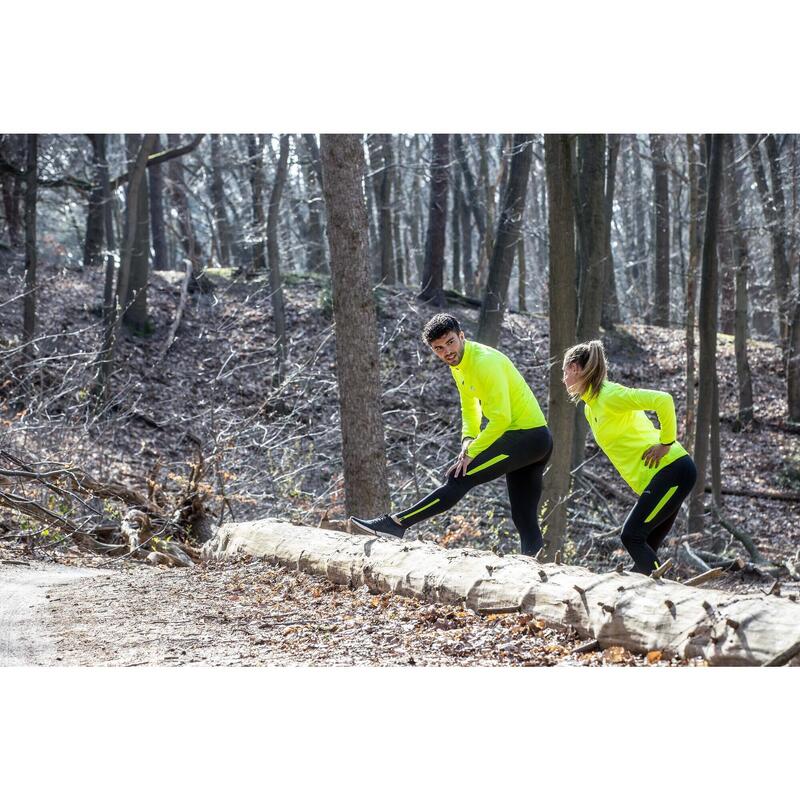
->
[
  {"left": 582, "top": 381, "right": 689, "bottom": 495},
  {"left": 451, "top": 340, "right": 546, "bottom": 458}
]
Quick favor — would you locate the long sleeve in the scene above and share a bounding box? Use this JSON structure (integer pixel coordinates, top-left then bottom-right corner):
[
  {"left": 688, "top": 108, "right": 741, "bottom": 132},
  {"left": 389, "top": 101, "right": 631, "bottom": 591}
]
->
[
  {"left": 607, "top": 386, "right": 677, "bottom": 444},
  {"left": 465, "top": 376, "right": 512, "bottom": 458},
  {"left": 456, "top": 377, "right": 482, "bottom": 442}
]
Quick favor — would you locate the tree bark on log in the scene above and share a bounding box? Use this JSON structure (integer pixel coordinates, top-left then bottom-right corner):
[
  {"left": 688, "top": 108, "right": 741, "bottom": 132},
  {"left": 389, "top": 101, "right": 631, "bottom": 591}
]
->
[{"left": 202, "top": 521, "right": 800, "bottom": 666}]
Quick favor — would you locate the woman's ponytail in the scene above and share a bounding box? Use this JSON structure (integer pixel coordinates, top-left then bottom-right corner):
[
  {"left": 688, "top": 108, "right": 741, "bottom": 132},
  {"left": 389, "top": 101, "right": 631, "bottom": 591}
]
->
[{"left": 563, "top": 339, "right": 608, "bottom": 401}]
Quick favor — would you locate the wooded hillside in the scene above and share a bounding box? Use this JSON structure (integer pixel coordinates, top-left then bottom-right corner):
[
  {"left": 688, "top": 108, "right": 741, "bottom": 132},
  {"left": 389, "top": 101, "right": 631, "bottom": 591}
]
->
[{"left": 1, "top": 133, "right": 799, "bottom": 665}]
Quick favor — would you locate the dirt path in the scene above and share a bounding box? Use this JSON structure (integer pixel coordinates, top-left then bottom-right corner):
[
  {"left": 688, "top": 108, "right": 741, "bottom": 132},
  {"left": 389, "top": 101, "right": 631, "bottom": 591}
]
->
[
  {"left": 0, "top": 553, "right": 698, "bottom": 667},
  {"left": 0, "top": 562, "right": 100, "bottom": 666}
]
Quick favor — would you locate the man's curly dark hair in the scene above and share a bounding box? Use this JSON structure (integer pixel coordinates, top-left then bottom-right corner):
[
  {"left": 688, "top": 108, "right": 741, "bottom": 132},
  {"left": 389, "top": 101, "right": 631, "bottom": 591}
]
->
[{"left": 422, "top": 313, "right": 461, "bottom": 344}]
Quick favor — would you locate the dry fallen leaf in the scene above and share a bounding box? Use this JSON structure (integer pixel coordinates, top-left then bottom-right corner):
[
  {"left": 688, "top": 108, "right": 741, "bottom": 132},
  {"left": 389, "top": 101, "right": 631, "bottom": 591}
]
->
[
  {"left": 646, "top": 650, "right": 662, "bottom": 664},
  {"left": 603, "top": 645, "right": 627, "bottom": 664}
]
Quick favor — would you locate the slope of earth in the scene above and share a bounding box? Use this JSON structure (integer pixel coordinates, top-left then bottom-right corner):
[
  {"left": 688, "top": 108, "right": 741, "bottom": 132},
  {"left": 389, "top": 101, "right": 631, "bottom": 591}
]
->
[{"left": 1, "top": 256, "right": 798, "bottom": 596}]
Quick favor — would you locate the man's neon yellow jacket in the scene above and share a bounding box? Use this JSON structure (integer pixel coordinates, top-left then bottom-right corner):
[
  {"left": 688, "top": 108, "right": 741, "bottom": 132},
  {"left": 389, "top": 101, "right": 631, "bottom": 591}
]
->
[
  {"left": 451, "top": 340, "right": 546, "bottom": 459},
  {"left": 582, "top": 381, "right": 689, "bottom": 495}
]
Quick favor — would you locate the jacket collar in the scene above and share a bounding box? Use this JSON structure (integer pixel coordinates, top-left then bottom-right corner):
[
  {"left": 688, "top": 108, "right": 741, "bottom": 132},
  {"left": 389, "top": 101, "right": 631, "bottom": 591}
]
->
[{"left": 453, "top": 339, "right": 474, "bottom": 372}]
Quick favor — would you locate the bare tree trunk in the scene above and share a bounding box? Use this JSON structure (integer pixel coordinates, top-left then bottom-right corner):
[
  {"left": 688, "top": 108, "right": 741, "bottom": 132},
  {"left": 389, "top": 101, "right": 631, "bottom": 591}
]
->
[
  {"left": 83, "top": 135, "right": 106, "bottom": 269},
  {"left": 517, "top": 238, "right": 527, "bottom": 312},
  {"left": 601, "top": 134, "right": 620, "bottom": 329},
  {"left": 319, "top": 134, "right": 391, "bottom": 517},
  {"left": 22, "top": 135, "right": 37, "bottom": 362},
  {"left": 454, "top": 134, "right": 486, "bottom": 233},
  {"left": 98, "top": 135, "right": 116, "bottom": 320},
  {"left": 689, "top": 134, "right": 724, "bottom": 534},
  {"left": 451, "top": 167, "right": 462, "bottom": 292},
  {"left": 473, "top": 134, "right": 494, "bottom": 294},
  {"left": 650, "top": 134, "right": 670, "bottom": 326},
  {"left": 725, "top": 136, "right": 754, "bottom": 428},
  {"left": 246, "top": 134, "right": 267, "bottom": 276},
  {"left": 541, "top": 134, "right": 577, "bottom": 562},
  {"left": 762, "top": 134, "right": 800, "bottom": 421},
  {"left": 631, "top": 136, "right": 649, "bottom": 318},
  {"left": 166, "top": 133, "right": 207, "bottom": 291},
  {"left": 148, "top": 135, "right": 168, "bottom": 272},
  {"left": 123, "top": 134, "right": 151, "bottom": 333},
  {"left": 459, "top": 180, "right": 473, "bottom": 291},
  {"left": 575, "top": 134, "right": 607, "bottom": 341},
  {"left": 367, "top": 134, "right": 396, "bottom": 285},
  {"left": 267, "top": 134, "right": 289, "bottom": 374},
  {"left": 476, "top": 135, "right": 533, "bottom": 347},
  {"left": 1, "top": 136, "right": 23, "bottom": 247},
  {"left": 391, "top": 136, "right": 405, "bottom": 284},
  {"left": 93, "top": 135, "right": 157, "bottom": 403},
  {"left": 572, "top": 135, "right": 607, "bottom": 470},
  {"left": 747, "top": 134, "right": 790, "bottom": 345},
  {"left": 684, "top": 134, "right": 703, "bottom": 452},
  {"left": 419, "top": 134, "right": 449, "bottom": 305},
  {"left": 209, "top": 134, "right": 233, "bottom": 268}
]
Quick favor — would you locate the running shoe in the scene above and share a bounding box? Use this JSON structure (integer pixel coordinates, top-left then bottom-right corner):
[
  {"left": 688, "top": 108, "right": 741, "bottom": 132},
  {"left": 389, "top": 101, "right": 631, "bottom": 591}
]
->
[{"left": 349, "top": 514, "right": 405, "bottom": 539}]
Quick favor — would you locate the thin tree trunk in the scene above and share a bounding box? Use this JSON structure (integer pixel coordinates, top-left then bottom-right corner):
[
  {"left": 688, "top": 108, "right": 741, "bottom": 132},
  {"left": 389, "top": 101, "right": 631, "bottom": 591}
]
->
[
  {"left": 419, "top": 134, "right": 449, "bottom": 305},
  {"left": 575, "top": 134, "right": 607, "bottom": 341},
  {"left": 391, "top": 135, "right": 405, "bottom": 284},
  {"left": 22, "top": 135, "right": 37, "bottom": 362},
  {"left": 650, "top": 134, "right": 670, "bottom": 326},
  {"left": 725, "top": 136, "right": 754, "bottom": 427},
  {"left": 747, "top": 133, "right": 790, "bottom": 345},
  {"left": 689, "top": 134, "right": 724, "bottom": 534},
  {"left": 473, "top": 134, "right": 494, "bottom": 294},
  {"left": 210, "top": 134, "right": 233, "bottom": 268},
  {"left": 601, "top": 134, "right": 620, "bottom": 329},
  {"left": 167, "top": 134, "right": 207, "bottom": 290},
  {"left": 319, "top": 134, "right": 391, "bottom": 517},
  {"left": 476, "top": 135, "right": 533, "bottom": 347},
  {"left": 631, "top": 136, "right": 649, "bottom": 318},
  {"left": 267, "top": 134, "right": 289, "bottom": 374},
  {"left": 148, "top": 135, "right": 168, "bottom": 271},
  {"left": 451, "top": 167, "right": 462, "bottom": 292},
  {"left": 1, "top": 136, "right": 23, "bottom": 247},
  {"left": 710, "top": 371, "right": 723, "bottom": 507},
  {"left": 98, "top": 135, "right": 117, "bottom": 321},
  {"left": 123, "top": 134, "right": 151, "bottom": 332},
  {"left": 83, "top": 135, "right": 105, "bottom": 269},
  {"left": 571, "top": 135, "right": 608, "bottom": 471},
  {"left": 685, "top": 134, "right": 702, "bottom": 452},
  {"left": 541, "top": 134, "right": 577, "bottom": 562},
  {"left": 459, "top": 181, "right": 473, "bottom": 291},
  {"left": 93, "top": 135, "right": 157, "bottom": 402},
  {"left": 246, "top": 134, "right": 267, "bottom": 276},
  {"left": 453, "top": 133, "right": 487, "bottom": 248},
  {"left": 517, "top": 238, "right": 527, "bottom": 312}
]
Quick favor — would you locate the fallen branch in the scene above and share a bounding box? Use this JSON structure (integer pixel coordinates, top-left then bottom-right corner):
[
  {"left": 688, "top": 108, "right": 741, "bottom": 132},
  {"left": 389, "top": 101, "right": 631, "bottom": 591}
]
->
[
  {"left": 683, "top": 567, "right": 726, "bottom": 587},
  {"left": 711, "top": 503, "right": 766, "bottom": 564},
  {"left": 763, "top": 639, "right": 800, "bottom": 667},
  {"left": 705, "top": 484, "right": 800, "bottom": 503},
  {"left": 680, "top": 541, "right": 711, "bottom": 573}
]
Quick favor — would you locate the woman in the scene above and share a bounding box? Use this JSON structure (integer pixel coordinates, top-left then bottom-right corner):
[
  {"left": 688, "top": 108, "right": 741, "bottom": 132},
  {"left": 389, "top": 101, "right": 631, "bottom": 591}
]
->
[{"left": 562, "top": 340, "right": 697, "bottom": 574}]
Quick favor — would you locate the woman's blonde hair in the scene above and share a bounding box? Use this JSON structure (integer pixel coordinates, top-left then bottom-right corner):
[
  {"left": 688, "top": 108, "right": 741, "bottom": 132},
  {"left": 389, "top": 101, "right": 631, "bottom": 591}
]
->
[{"left": 563, "top": 339, "right": 607, "bottom": 402}]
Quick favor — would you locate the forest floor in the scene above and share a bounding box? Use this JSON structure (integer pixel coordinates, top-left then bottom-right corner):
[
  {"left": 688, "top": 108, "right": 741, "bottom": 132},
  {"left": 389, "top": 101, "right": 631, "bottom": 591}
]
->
[
  {"left": 0, "top": 551, "right": 705, "bottom": 667},
  {"left": 1, "top": 256, "right": 799, "bottom": 665}
]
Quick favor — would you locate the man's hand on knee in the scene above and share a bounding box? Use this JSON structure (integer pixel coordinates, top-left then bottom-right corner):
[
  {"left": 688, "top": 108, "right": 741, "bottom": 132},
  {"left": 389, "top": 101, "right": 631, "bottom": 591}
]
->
[{"left": 447, "top": 453, "right": 474, "bottom": 479}]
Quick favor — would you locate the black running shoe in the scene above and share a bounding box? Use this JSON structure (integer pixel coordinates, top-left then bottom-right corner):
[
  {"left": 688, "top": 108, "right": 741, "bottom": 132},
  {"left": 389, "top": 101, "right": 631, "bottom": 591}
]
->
[{"left": 349, "top": 514, "right": 405, "bottom": 540}]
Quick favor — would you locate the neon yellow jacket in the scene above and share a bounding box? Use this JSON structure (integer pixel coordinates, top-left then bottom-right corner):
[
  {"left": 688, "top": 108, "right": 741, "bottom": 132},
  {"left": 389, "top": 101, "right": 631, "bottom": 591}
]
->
[
  {"left": 451, "top": 340, "right": 546, "bottom": 459},
  {"left": 582, "top": 381, "right": 689, "bottom": 495}
]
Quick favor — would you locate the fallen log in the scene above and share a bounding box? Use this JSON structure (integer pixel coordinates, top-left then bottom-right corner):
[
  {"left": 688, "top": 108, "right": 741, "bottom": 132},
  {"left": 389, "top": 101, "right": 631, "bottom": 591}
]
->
[{"left": 202, "top": 520, "right": 800, "bottom": 667}]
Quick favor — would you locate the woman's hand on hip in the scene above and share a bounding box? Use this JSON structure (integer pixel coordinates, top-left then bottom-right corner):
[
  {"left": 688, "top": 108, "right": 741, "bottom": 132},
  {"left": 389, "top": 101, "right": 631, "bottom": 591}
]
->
[{"left": 641, "top": 443, "right": 671, "bottom": 469}]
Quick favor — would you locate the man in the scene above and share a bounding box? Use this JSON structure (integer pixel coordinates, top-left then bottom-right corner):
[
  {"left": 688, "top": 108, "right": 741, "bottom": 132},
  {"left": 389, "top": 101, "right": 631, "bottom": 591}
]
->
[{"left": 349, "top": 313, "right": 552, "bottom": 556}]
